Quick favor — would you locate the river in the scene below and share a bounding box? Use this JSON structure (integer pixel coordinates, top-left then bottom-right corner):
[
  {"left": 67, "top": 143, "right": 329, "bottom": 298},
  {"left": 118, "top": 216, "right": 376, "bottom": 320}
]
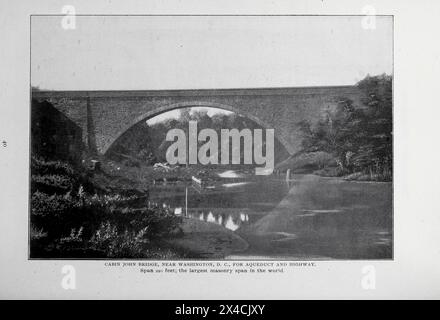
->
[{"left": 148, "top": 171, "right": 392, "bottom": 260}]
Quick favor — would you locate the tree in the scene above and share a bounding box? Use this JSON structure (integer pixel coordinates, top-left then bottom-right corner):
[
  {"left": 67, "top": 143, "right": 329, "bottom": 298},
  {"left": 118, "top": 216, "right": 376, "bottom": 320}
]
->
[
  {"left": 178, "top": 109, "right": 192, "bottom": 124},
  {"left": 299, "top": 99, "right": 358, "bottom": 171},
  {"left": 353, "top": 74, "right": 392, "bottom": 177},
  {"left": 298, "top": 74, "right": 392, "bottom": 179}
]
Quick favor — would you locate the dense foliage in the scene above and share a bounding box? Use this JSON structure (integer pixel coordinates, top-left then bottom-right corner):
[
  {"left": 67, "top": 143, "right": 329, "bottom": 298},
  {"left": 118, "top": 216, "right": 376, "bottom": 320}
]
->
[
  {"left": 107, "top": 109, "right": 289, "bottom": 166},
  {"left": 30, "top": 157, "right": 182, "bottom": 258},
  {"left": 298, "top": 74, "right": 392, "bottom": 181}
]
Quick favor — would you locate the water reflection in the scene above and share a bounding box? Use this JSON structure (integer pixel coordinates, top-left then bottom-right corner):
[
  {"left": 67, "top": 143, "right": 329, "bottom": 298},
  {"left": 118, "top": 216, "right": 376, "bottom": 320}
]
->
[
  {"left": 222, "top": 182, "right": 249, "bottom": 188},
  {"left": 149, "top": 170, "right": 392, "bottom": 259},
  {"left": 206, "top": 211, "right": 215, "bottom": 223},
  {"left": 225, "top": 215, "right": 239, "bottom": 231},
  {"left": 217, "top": 170, "right": 243, "bottom": 178},
  {"left": 189, "top": 210, "right": 250, "bottom": 231},
  {"left": 168, "top": 205, "right": 251, "bottom": 231},
  {"left": 149, "top": 170, "right": 290, "bottom": 232}
]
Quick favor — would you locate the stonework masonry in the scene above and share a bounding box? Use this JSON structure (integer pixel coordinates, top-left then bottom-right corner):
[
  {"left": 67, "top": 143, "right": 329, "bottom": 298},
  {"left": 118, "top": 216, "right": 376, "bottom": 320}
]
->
[{"left": 32, "top": 86, "right": 363, "bottom": 157}]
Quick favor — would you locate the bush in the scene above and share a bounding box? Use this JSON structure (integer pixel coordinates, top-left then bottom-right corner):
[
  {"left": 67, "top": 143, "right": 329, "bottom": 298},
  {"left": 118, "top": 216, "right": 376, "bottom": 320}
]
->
[
  {"left": 32, "top": 157, "right": 75, "bottom": 177},
  {"left": 89, "top": 222, "right": 149, "bottom": 258},
  {"left": 30, "top": 157, "right": 183, "bottom": 258},
  {"left": 31, "top": 174, "right": 74, "bottom": 194}
]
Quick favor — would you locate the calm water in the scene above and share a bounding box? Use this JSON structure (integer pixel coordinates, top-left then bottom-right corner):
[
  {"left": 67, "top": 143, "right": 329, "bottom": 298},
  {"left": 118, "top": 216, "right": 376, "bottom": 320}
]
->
[{"left": 149, "top": 171, "right": 393, "bottom": 259}]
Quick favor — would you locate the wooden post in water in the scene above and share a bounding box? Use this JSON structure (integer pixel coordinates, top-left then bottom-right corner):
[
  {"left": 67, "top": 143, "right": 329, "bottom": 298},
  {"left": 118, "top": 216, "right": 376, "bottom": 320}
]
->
[
  {"left": 286, "top": 169, "right": 291, "bottom": 181},
  {"left": 185, "top": 187, "right": 188, "bottom": 217}
]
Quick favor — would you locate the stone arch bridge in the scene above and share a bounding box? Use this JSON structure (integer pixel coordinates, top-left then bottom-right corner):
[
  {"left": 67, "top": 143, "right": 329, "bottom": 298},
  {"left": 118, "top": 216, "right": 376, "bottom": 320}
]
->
[{"left": 32, "top": 86, "right": 362, "bottom": 160}]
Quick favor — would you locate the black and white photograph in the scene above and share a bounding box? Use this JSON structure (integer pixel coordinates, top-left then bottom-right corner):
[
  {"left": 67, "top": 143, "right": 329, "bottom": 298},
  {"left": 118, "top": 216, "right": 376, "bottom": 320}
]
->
[
  {"left": 3, "top": 0, "right": 440, "bottom": 303},
  {"left": 29, "top": 15, "right": 393, "bottom": 260}
]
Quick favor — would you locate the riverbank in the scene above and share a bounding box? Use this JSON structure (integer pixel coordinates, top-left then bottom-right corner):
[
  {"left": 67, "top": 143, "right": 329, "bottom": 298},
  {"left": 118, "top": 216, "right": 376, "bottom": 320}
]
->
[
  {"left": 313, "top": 167, "right": 392, "bottom": 182},
  {"left": 93, "top": 162, "right": 253, "bottom": 259},
  {"left": 277, "top": 151, "right": 392, "bottom": 182},
  {"left": 164, "top": 218, "right": 249, "bottom": 259},
  {"left": 70, "top": 159, "right": 392, "bottom": 259},
  {"left": 100, "top": 159, "right": 256, "bottom": 188},
  {"left": 30, "top": 157, "right": 186, "bottom": 259}
]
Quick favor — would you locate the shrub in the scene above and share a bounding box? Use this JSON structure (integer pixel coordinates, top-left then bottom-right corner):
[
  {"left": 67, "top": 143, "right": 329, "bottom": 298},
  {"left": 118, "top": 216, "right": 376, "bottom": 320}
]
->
[
  {"left": 31, "top": 174, "right": 74, "bottom": 194},
  {"left": 30, "top": 157, "right": 183, "bottom": 258},
  {"left": 30, "top": 225, "right": 47, "bottom": 241},
  {"left": 31, "top": 157, "right": 75, "bottom": 177},
  {"left": 89, "top": 221, "right": 149, "bottom": 258},
  {"left": 59, "top": 227, "right": 85, "bottom": 250}
]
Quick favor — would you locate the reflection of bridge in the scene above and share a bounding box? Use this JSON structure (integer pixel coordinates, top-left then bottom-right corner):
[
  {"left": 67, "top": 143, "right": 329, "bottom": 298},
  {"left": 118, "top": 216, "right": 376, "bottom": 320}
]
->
[{"left": 32, "top": 86, "right": 362, "bottom": 157}]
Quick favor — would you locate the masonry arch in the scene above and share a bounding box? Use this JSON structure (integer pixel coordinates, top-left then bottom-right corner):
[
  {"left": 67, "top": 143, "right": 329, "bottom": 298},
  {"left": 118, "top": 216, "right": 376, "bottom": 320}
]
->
[{"left": 102, "top": 101, "right": 292, "bottom": 162}]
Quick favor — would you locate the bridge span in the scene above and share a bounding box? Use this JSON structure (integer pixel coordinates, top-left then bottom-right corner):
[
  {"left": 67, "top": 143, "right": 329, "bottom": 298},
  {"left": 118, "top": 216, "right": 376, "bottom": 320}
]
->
[{"left": 32, "top": 86, "right": 362, "bottom": 157}]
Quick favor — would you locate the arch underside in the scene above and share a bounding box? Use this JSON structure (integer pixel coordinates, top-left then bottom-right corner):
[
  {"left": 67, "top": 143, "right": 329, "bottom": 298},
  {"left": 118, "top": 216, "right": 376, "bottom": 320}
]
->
[{"left": 103, "top": 101, "right": 293, "bottom": 162}]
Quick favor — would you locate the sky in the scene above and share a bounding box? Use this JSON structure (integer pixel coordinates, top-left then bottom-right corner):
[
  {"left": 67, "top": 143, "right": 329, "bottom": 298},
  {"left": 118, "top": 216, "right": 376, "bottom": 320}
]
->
[
  {"left": 31, "top": 15, "right": 393, "bottom": 91},
  {"left": 146, "top": 107, "right": 232, "bottom": 125}
]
